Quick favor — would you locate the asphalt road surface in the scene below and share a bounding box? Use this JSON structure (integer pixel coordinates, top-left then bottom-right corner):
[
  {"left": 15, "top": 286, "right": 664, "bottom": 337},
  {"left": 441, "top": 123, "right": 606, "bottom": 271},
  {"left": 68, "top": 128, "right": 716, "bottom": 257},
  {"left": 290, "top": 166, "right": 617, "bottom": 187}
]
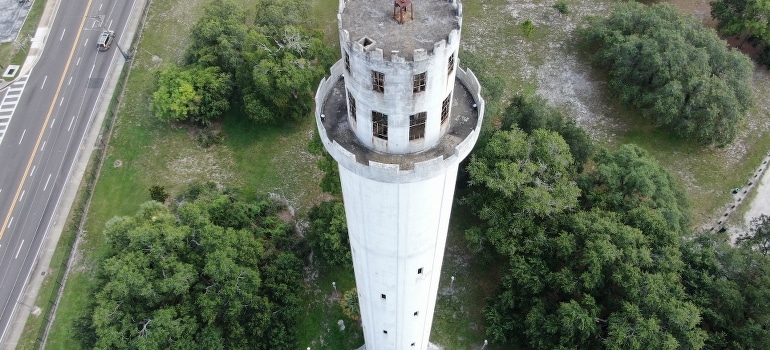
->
[{"left": 0, "top": 0, "right": 139, "bottom": 345}]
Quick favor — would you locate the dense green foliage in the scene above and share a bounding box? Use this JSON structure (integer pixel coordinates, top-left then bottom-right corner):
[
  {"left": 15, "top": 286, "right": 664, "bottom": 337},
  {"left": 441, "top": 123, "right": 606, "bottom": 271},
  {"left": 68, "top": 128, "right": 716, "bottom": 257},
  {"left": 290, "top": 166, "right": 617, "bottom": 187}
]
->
[
  {"left": 578, "top": 144, "right": 690, "bottom": 236},
  {"left": 680, "top": 231, "right": 770, "bottom": 350},
  {"left": 580, "top": 2, "right": 753, "bottom": 145},
  {"left": 502, "top": 95, "right": 593, "bottom": 170},
  {"left": 711, "top": 0, "right": 770, "bottom": 46},
  {"left": 152, "top": 0, "right": 334, "bottom": 126},
  {"left": 467, "top": 96, "right": 770, "bottom": 349},
  {"left": 151, "top": 66, "right": 231, "bottom": 126},
  {"left": 306, "top": 200, "right": 351, "bottom": 268},
  {"left": 77, "top": 185, "right": 306, "bottom": 349}
]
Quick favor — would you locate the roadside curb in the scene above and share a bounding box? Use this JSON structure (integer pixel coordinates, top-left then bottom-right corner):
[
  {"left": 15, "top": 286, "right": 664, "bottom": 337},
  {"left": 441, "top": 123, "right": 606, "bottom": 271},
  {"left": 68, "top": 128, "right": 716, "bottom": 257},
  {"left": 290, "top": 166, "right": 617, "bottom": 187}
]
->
[{"left": 1, "top": 0, "right": 150, "bottom": 348}]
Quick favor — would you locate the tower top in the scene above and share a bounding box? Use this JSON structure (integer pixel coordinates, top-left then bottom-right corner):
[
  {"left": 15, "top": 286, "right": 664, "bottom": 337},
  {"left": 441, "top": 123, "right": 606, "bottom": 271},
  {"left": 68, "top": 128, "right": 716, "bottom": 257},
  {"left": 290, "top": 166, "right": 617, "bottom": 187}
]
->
[{"left": 339, "top": 0, "right": 461, "bottom": 61}]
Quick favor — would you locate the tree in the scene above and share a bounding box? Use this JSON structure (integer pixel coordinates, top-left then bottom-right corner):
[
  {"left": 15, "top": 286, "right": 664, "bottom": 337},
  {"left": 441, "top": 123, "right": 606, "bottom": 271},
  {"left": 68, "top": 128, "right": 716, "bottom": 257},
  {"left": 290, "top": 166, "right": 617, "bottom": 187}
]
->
[
  {"left": 185, "top": 0, "right": 249, "bottom": 74},
  {"left": 464, "top": 127, "right": 580, "bottom": 255},
  {"left": 81, "top": 186, "right": 306, "bottom": 349},
  {"left": 239, "top": 26, "right": 333, "bottom": 124},
  {"left": 711, "top": 0, "right": 770, "bottom": 47},
  {"left": 152, "top": 66, "right": 232, "bottom": 126},
  {"left": 680, "top": 232, "right": 770, "bottom": 349},
  {"left": 578, "top": 144, "right": 690, "bottom": 236},
  {"left": 484, "top": 209, "right": 706, "bottom": 349},
  {"left": 579, "top": 2, "right": 753, "bottom": 145},
  {"left": 502, "top": 95, "right": 593, "bottom": 170},
  {"left": 180, "top": 0, "right": 334, "bottom": 126},
  {"left": 306, "top": 200, "right": 351, "bottom": 267}
]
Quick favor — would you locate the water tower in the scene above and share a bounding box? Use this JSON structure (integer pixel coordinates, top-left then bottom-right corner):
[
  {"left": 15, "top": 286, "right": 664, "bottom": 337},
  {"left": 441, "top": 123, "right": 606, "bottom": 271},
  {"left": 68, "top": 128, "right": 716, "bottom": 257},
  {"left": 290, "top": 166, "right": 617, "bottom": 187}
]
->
[{"left": 314, "top": 0, "right": 483, "bottom": 348}]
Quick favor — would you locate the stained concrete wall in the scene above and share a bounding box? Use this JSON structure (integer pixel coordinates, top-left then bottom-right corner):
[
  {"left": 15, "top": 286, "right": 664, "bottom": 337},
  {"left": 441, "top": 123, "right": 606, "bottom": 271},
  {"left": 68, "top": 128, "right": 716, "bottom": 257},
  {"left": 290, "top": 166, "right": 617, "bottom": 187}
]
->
[{"left": 339, "top": 162, "right": 459, "bottom": 350}]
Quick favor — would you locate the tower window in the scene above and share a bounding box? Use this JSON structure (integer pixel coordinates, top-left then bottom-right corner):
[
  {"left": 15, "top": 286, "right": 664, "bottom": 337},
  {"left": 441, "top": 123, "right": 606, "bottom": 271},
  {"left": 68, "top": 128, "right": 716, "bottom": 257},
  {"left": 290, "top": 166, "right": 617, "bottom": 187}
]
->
[
  {"left": 417, "top": 268, "right": 423, "bottom": 274},
  {"left": 411, "top": 343, "right": 416, "bottom": 347},
  {"left": 383, "top": 330, "right": 388, "bottom": 334},
  {"left": 348, "top": 92, "right": 356, "bottom": 122},
  {"left": 414, "top": 311, "right": 419, "bottom": 316},
  {"left": 345, "top": 53, "right": 351, "bottom": 72},
  {"left": 448, "top": 53, "right": 455, "bottom": 75},
  {"left": 373, "top": 111, "right": 388, "bottom": 140},
  {"left": 409, "top": 112, "right": 426, "bottom": 140},
  {"left": 413, "top": 72, "right": 426, "bottom": 93},
  {"left": 372, "top": 70, "right": 385, "bottom": 93},
  {"left": 381, "top": 293, "right": 387, "bottom": 300},
  {"left": 441, "top": 95, "right": 451, "bottom": 125}
]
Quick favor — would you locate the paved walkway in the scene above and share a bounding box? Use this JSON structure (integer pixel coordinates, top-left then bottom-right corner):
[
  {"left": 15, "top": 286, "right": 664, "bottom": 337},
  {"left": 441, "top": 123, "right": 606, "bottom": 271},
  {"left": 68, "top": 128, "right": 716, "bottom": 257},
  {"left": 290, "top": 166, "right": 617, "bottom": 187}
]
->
[{"left": 0, "top": 0, "right": 32, "bottom": 43}]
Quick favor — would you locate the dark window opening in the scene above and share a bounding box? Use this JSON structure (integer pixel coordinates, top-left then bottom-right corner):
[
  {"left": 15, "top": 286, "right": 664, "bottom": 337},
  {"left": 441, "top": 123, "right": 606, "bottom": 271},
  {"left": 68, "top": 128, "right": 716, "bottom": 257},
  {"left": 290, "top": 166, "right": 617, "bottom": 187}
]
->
[
  {"left": 441, "top": 95, "right": 451, "bottom": 125},
  {"left": 383, "top": 330, "right": 388, "bottom": 334},
  {"left": 414, "top": 311, "right": 419, "bottom": 316},
  {"left": 411, "top": 343, "right": 416, "bottom": 347},
  {"left": 409, "top": 112, "right": 427, "bottom": 140},
  {"left": 448, "top": 53, "right": 455, "bottom": 75},
  {"left": 381, "top": 293, "right": 387, "bottom": 300},
  {"left": 417, "top": 268, "right": 423, "bottom": 274},
  {"left": 348, "top": 92, "right": 356, "bottom": 122},
  {"left": 373, "top": 112, "right": 388, "bottom": 140},
  {"left": 345, "top": 53, "right": 350, "bottom": 72},
  {"left": 413, "top": 72, "right": 426, "bottom": 93},
  {"left": 372, "top": 71, "right": 384, "bottom": 93}
]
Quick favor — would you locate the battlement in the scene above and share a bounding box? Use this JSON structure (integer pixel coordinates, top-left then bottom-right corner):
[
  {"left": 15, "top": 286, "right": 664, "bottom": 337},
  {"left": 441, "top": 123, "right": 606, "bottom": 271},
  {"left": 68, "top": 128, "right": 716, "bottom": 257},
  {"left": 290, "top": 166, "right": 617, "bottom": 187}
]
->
[
  {"left": 315, "top": 60, "right": 485, "bottom": 183},
  {"left": 338, "top": 0, "right": 462, "bottom": 61}
]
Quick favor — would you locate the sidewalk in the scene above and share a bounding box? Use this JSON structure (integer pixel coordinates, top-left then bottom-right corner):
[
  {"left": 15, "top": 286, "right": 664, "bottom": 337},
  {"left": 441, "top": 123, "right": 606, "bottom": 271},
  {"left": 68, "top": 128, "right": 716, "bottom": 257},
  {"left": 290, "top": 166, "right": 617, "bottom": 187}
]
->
[{"left": 1, "top": 0, "right": 148, "bottom": 347}]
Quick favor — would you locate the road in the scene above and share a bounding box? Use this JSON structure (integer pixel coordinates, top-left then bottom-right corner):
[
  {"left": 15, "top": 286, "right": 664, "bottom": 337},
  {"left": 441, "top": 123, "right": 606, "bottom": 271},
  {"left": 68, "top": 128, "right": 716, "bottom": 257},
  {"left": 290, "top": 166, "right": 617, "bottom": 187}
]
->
[{"left": 0, "top": 0, "right": 139, "bottom": 345}]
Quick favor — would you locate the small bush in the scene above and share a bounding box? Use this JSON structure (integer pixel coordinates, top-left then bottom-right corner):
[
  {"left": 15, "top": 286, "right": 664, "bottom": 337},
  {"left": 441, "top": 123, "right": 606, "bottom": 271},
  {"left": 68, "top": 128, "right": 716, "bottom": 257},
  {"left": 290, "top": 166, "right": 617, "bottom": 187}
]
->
[
  {"left": 521, "top": 19, "right": 534, "bottom": 38},
  {"left": 553, "top": 0, "right": 569, "bottom": 15}
]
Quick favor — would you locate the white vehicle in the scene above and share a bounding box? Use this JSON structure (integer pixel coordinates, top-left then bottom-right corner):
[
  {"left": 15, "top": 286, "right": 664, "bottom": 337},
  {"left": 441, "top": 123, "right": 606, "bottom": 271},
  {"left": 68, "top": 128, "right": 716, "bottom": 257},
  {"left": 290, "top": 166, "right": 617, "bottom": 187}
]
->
[{"left": 96, "top": 30, "right": 115, "bottom": 51}]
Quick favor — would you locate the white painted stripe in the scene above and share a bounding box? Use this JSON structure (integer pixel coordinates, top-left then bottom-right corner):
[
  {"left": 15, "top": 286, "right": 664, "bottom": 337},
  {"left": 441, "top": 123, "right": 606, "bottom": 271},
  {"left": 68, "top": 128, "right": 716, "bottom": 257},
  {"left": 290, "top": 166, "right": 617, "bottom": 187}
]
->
[
  {"left": 43, "top": 174, "right": 51, "bottom": 191},
  {"left": 15, "top": 240, "right": 24, "bottom": 259}
]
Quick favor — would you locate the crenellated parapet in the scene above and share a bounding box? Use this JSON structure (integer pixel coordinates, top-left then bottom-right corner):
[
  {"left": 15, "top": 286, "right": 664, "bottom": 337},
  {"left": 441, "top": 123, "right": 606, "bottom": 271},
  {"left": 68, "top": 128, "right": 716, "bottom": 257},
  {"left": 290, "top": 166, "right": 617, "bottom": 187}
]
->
[{"left": 315, "top": 60, "right": 485, "bottom": 183}]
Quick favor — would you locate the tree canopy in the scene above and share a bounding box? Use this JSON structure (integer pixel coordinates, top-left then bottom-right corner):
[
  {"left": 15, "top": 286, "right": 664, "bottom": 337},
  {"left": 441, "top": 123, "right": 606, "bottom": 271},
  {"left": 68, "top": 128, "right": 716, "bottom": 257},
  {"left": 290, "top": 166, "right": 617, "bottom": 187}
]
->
[
  {"left": 153, "top": 0, "right": 334, "bottom": 126},
  {"left": 680, "top": 231, "right": 770, "bottom": 349},
  {"left": 152, "top": 66, "right": 231, "bottom": 126},
  {"left": 711, "top": 0, "right": 770, "bottom": 44},
  {"left": 78, "top": 185, "right": 306, "bottom": 349},
  {"left": 579, "top": 2, "right": 753, "bottom": 145},
  {"left": 306, "top": 200, "right": 351, "bottom": 268}
]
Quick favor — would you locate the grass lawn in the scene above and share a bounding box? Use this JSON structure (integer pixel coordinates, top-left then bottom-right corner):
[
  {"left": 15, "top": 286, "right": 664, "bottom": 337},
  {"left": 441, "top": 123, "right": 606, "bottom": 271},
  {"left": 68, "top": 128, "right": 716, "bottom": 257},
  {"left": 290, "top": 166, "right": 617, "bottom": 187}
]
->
[{"left": 26, "top": 0, "right": 770, "bottom": 348}]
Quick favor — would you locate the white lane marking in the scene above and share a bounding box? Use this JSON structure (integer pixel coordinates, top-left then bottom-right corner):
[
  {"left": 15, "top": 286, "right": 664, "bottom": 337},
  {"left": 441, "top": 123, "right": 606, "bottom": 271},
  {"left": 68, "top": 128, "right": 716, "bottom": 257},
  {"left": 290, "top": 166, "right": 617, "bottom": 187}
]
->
[
  {"left": 68, "top": 76, "right": 73, "bottom": 85},
  {"left": 50, "top": 118, "right": 56, "bottom": 129},
  {"left": 15, "top": 240, "right": 24, "bottom": 259},
  {"left": 99, "top": 3, "right": 102, "bottom": 11},
  {"left": 83, "top": 38, "right": 88, "bottom": 47},
  {"left": 6, "top": 217, "right": 12, "bottom": 228},
  {"left": 60, "top": 28, "right": 66, "bottom": 41},
  {"left": 30, "top": 165, "right": 35, "bottom": 177},
  {"left": 108, "top": 20, "right": 113, "bottom": 29},
  {"left": 76, "top": 57, "right": 81, "bottom": 65},
  {"left": 68, "top": 116, "right": 76, "bottom": 131},
  {"left": 40, "top": 76, "right": 47, "bottom": 89},
  {"left": 59, "top": 97, "right": 65, "bottom": 106},
  {"left": 18, "top": 129, "right": 25, "bottom": 144},
  {"left": 40, "top": 141, "right": 46, "bottom": 151},
  {"left": 89, "top": 64, "right": 95, "bottom": 79},
  {"left": 43, "top": 174, "right": 51, "bottom": 191},
  {"left": 18, "top": 190, "right": 25, "bottom": 202}
]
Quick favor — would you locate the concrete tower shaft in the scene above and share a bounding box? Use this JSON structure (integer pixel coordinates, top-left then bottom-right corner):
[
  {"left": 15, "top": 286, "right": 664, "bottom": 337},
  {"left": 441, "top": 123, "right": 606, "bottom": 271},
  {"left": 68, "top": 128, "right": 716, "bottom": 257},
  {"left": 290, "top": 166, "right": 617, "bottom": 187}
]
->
[{"left": 315, "top": 0, "right": 483, "bottom": 348}]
